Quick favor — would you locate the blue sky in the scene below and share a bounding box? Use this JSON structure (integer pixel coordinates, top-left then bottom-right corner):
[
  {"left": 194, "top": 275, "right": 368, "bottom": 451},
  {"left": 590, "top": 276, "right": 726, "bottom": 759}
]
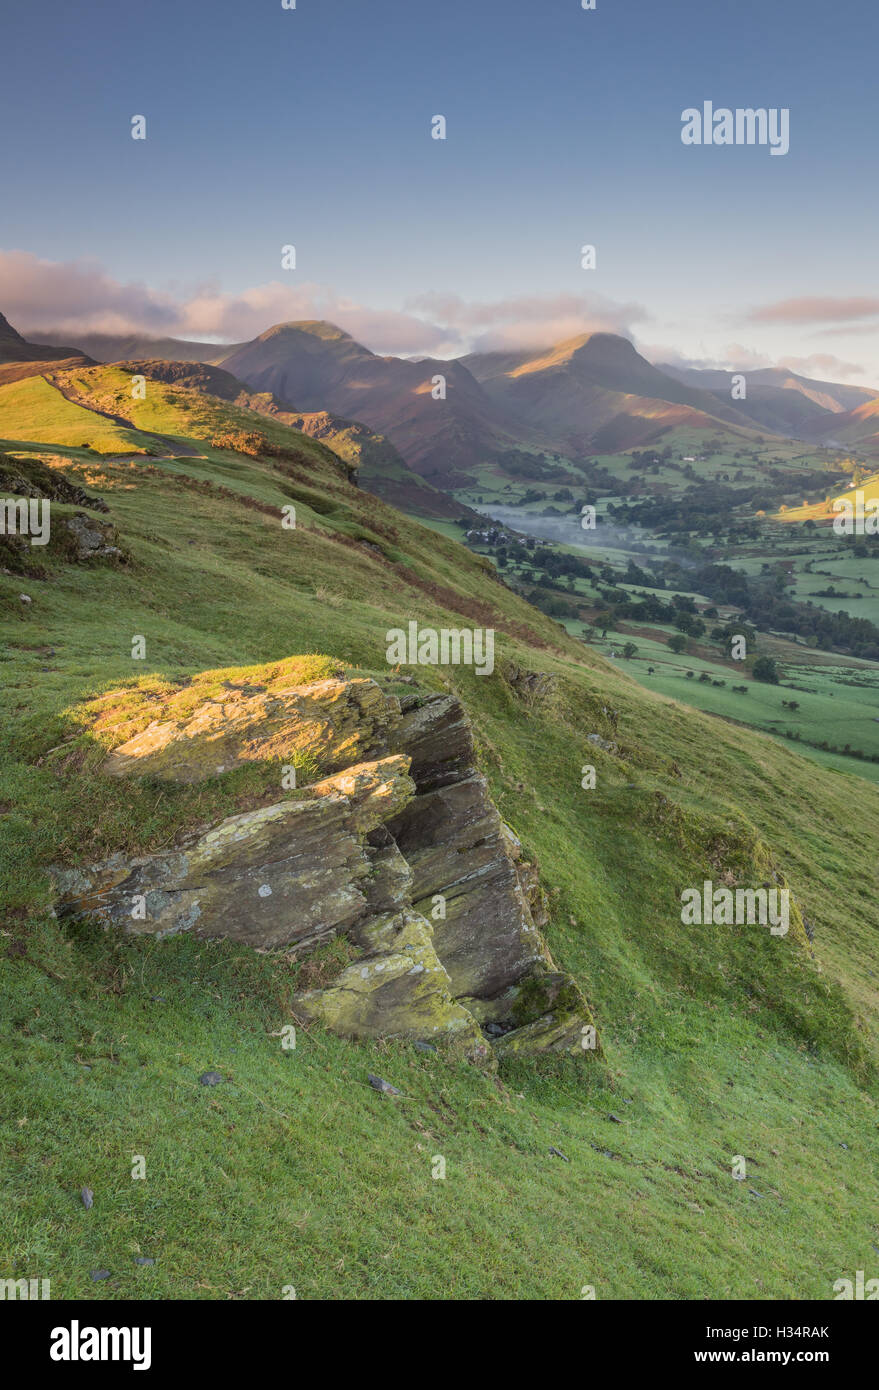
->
[{"left": 1, "top": 0, "right": 877, "bottom": 379}]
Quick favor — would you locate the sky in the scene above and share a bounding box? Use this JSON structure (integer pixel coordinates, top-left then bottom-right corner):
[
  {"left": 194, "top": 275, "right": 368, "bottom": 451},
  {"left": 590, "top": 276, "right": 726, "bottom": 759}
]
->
[{"left": 1, "top": 0, "right": 877, "bottom": 380}]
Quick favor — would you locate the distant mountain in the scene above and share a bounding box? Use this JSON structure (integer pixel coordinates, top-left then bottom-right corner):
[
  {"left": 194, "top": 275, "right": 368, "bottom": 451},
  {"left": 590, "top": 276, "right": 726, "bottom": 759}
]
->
[
  {"left": 221, "top": 322, "right": 778, "bottom": 488},
  {"left": 809, "top": 396, "right": 879, "bottom": 457},
  {"left": 658, "top": 363, "right": 879, "bottom": 439},
  {"left": 462, "top": 332, "right": 758, "bottom": 454},
  {"left": 28, "top": 328, "right": 238, "bottom": 365},
  {"left": 0, "top": 312, "right": 92, "bottom": 384},
  {"left": 220, "top": 321, "right": 537, "bottom": 487}
]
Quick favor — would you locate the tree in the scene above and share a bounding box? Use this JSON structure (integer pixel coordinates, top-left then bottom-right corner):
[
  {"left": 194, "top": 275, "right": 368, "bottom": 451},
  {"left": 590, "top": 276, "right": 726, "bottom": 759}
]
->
[
  {"left": 752, "top": 655, "right": 779, "bottom": 684},
  {"left": 622, "top": 642, "right": 638, "bottom": 658},
  {"left": 668, "top": 634, "right": 688, "bottom": 654}
]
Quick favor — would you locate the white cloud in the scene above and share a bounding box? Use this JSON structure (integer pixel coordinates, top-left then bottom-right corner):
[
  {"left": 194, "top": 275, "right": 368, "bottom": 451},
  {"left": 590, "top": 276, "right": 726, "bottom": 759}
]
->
[
  {"left": 641, "top": 339, "right": 865, "bottom": 382},
  {"left": 776, "top": 352, "right": 865, "bottom": 381},
  {"left": 0, "top": 250, "right": 180, "bottom": 336},
  {"left": 407, "top": 290, "right": 648, "bottom": 353},
  {"left": 1, "top": 250, "right": 449, "bottom": 355},
  {"left": 1, "top": 250, "right": 648, "bottom": 358}
]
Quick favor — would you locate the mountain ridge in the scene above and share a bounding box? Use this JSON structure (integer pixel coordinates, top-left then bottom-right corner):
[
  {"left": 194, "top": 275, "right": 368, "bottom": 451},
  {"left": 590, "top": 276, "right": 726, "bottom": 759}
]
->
[{"left": 18, "top": 313, "right": 879, "bottom": 485}]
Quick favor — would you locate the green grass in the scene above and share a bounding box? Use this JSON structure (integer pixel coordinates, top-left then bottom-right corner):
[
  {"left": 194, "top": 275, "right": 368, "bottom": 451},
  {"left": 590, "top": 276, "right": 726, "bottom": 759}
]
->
[
  {"left": 1, "top": 383, "right": 878, "bottom": 1300},
  {"left": 2, "top": 927, "right": 874, "bottom": 1299},
  {"left": 609, "top": 642, "right": 879, "bottom": 778},
  {"left": 0, "top": 375, "right": 150, "bottom": 455}
]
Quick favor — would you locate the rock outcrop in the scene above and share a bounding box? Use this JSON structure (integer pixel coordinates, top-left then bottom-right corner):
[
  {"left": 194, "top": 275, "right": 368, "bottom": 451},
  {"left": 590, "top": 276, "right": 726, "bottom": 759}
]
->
[
  {"left": 51, "top": 672, "right": 595, "bottom": 1057},
  {"left": 57, "top": 512, "right": 126, "bottom": 563}
]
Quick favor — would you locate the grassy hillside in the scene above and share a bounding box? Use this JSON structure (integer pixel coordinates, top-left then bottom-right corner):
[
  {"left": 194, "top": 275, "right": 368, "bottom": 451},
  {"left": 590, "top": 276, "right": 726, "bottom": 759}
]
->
[
  {"left": 0, "top": 375, "right": 150, "bottom": 455},
  {"left": 113, "top": 359, "right": 469, "bottom": 519},
  {"left": 18, "top": 364, "right": 470, "bottom": 521},
  {"left": 1, "top": 384, "right": 878, "bottom": 1300}
]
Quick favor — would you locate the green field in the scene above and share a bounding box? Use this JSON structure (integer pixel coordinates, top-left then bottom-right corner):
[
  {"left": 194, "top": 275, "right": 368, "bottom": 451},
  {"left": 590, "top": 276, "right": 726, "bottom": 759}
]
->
[{"left": 466, "top": 496, "right": 879, "bottom": 785}]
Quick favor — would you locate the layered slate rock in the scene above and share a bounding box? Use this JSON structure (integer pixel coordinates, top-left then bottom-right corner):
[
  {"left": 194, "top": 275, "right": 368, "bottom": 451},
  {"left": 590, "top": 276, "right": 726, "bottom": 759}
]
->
[
  {"left": 389, "top": 776, "right": 545, "bottom": 1000},
  {"left": 102, "top": 676, "right": 400, "bottom": 782},
  {"left": 52, "top": 757, "right": 414, "bottom": 951},
  {"left": 51, "top": 672, "right": 595, "bottom": 1056}
]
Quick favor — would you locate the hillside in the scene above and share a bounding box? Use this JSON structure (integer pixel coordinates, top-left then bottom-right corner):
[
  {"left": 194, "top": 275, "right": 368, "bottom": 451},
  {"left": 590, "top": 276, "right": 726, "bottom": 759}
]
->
[
  {"left": 0, "top": 373, "right": 153, "bottom": 455},
  {"left": 812, "top": 396, "right": 879, "bottom": 457},
  {"left": 117, "top": 358, "right": 471, "bottom": 519},
  {"left": 27, "top": 327, "right": 239, "bottom": 366},
  {"left": 1, "top": 377, "right": 878, "bottom": 1299}
]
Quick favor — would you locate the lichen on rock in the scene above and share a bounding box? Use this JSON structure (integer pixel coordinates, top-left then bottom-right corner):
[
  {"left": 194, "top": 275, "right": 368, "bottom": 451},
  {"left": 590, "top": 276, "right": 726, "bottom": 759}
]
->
[{"left": 51, "top": 667, "right": 597, "bottom": 1057}]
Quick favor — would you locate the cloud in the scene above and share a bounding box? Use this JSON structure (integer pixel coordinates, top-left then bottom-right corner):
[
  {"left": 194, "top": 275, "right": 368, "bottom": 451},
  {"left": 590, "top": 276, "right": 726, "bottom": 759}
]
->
[
  {"left": 717, "top": 342, "right": 775, "bottom": 371},
  {"left": 0, "top": 250, "right": 181, "bottom": 336},
  {"left": 407, "top": 290, "right": 648, "bottom": 352},
  {"left": 642, "top": 341, "right": 866, "bottom": 381},
  {"left": 747, "top": 296, "right": 879, "bottom": 325},
  {"left": 776, "top": 352, "right": 865, "bottom": 380},
  {"left": 0, "top": 250, "right": 449, "bottom": 355},
  {"left": 640, "top": 341, "right": 773, "bottom": 372},
  {"left": 812, "top": 323, "right": 879, "bottom": 339},
  {"left": 177, "top": 283, "right": 448, "bottom": 353},
  {"left": 2, "top": 249, "right": 647, "bottom": 359}
]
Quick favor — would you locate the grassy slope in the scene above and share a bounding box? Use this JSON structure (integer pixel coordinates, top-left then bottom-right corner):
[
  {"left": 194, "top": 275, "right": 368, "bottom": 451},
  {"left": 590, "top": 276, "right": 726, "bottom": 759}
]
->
[
  {"left": 0, "top": 375, "right": 150, "bottom": 455},
  {"left": 1, "top": 386, "right": 878, "bottom": 1300}
]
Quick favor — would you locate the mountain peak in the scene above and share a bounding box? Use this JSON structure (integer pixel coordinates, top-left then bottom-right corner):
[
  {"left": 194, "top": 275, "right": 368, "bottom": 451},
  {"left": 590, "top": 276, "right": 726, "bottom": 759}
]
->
[
  {"left": 0, "top": 308, "right": 93, "bottom": 374},
  {"left": 564, "top": 330, "right": 639, "bottom": 359},
  {"left": 259, "top": 320, "right": 353, "bottom": 344},
  {"left": 507, "top": 330, "right": 637, "bottom": 379},
  {"left": 0, "top": 310, "right": 26, "bottom": 345}
]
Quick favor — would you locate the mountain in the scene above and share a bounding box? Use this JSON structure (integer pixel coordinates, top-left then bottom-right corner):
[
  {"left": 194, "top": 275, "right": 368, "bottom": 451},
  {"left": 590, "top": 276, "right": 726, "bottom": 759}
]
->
[
  {"left": 16, "top": 315, "right": 879, "bottom": 489},
  {"left": 220, "top": 321, "right": 539, "bottom": 487},
  {"left": 659, "top": 363, "right": 879, "bottom": 439},
  {"left": 225, "top": 323, "right": 767, "bottom": 488},
  {"left": 462, "top": 332, "right": 760, "bottom": 454},
  {"left": 26, "top": 327, "right": 239, "bottom": 365},
  {"left": 0, "top": 311, "right": 471, "bottom": 518},
  {"left": 809, "top": 395, "right": 879, "bottom": 457},
  {"left": 0, "top": 311, "right": 92, "bottom": 384}
]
